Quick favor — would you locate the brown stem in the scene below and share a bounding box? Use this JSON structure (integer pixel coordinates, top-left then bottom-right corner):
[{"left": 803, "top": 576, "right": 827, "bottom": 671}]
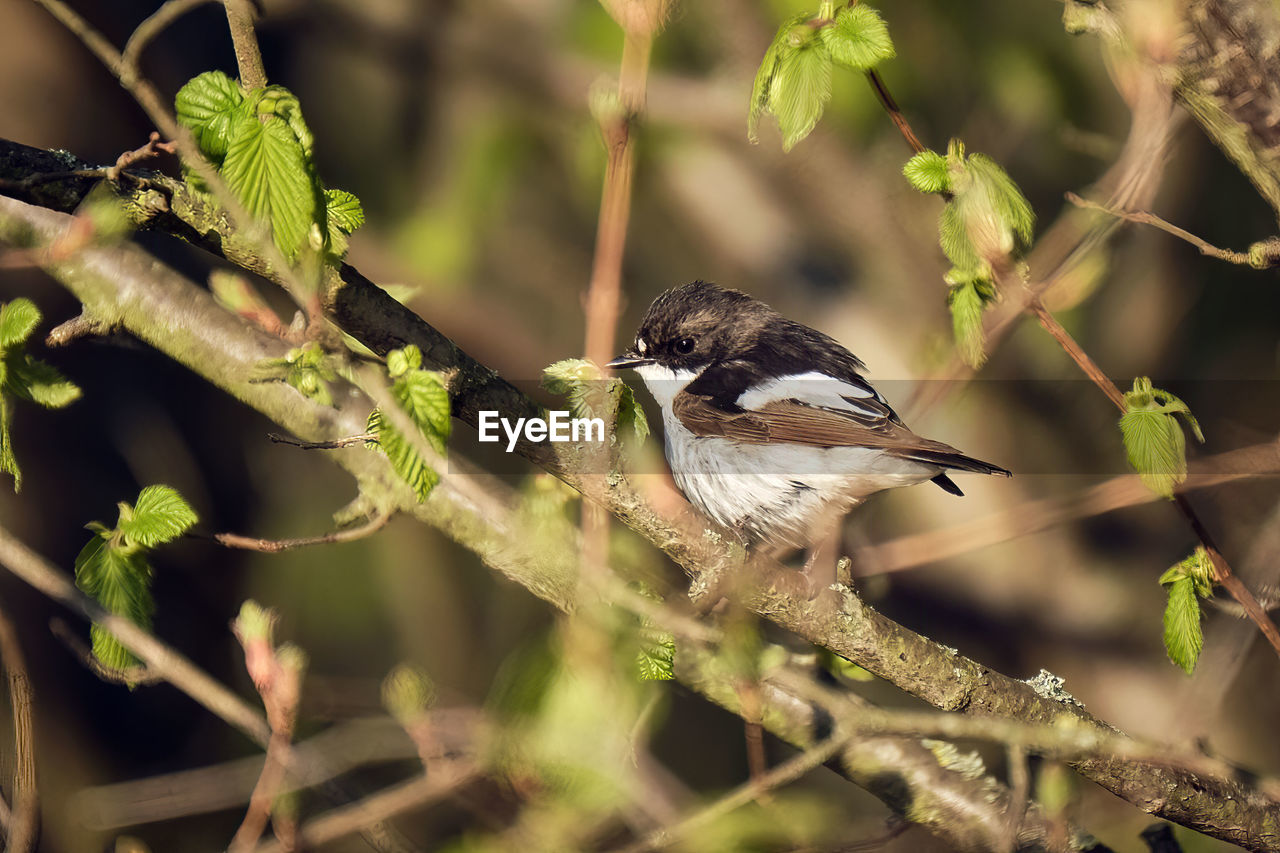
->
[
  {"left": 1173, "top": 494, "right": 1280, "bottom": 660},
  {"left": 1026, "top": 295, "right": 1280, "bottom": 664},
  {"left": 582, "top": 27, "right": 653, "bottom": 585},
  {"left": 0, "top": 606, "right": 39, "bottom": 853},
  {"left": 215, "top": 509, "right": 392, "bottom": 553},
  {"left": 267, "top": 432, "right": 375, "bottom": 449},
  {"left": 866, "top": 70, "right": 926, "bottom": 155},
  {"left": 222, "top": 0, "right": 267, "bottom": 90},
  {"left": 49, "top": 618, "right": 163, "bottom": 686},
  {"left": 1025, "top": 296, "right": 1126, "bottom": 410},
  {"left": 1064, "top": 192, "right": 1254, "bottom": 265}
]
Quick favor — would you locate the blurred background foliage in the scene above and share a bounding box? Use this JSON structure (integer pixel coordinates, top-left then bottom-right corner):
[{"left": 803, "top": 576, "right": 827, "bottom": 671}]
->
[{"left": 0, "top": 0, "right": 1277, "bottom": 850}]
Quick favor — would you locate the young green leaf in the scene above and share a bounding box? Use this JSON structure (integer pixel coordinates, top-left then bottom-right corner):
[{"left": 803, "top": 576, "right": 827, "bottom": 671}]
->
[
  {"left": 614, "top": 380, "right": 650, "bottom": 447},
  {"left": 367, "top": 408, "right": 438, "bottom": 502},
  {"left": 1160, "top": 546, "right": 1215, "bottom": 598},
  {"left": 0, "top": 397, "right": 16, "bottom": 491},
  {"left": 175, "top": 71, "right": 248, "bottom": 162},
  {"left": 0, "top": 299, "right": 82, "bottom": 491},
  {"left": 903, "top": 150, "right": 950, "bottom": 194},
  {"left": 367, "top": 347, "right": 452, "bottom": 502},
  {"left": 120, "top": 484, "right": 199, "bottom": 549},
  {"left": 1120, "top": 378, "right": 1204, "bottom": 499},
  {"left": 325, "top": 189, "right": 365, "bottom": 235},
  {"left": 1162, "top": 576, "right": 1203, "bottom": 674},
  {"left": 966, "top": 153, "right": 1035, "bottom": 245},
  {"left": 0, "top": 298, "right": 40, "bottom": 348},
  {"left": 1120, "top": 409, "right": 1185, "bottom": 498},
  {"left": 636, "top": 630, "right": 675, "bottom": 681},
  {"left": 749, "top": 14, "right": 809, "bottom": 143},
  {"left": 382, "top": 663, "right": 437, "bottom": 724},
  {"left": 6, "top": 357, "right": 81, "bottom": 408},
  {"left": 819, "top": 4, "right": 895, "bottom": 71},
  {"left": 938, "top": 199, "right": 983, "bottom": 275},
  {"left": 770, "top": 37, "right": 834, "bottom": 152},
  {"left": 75, "top": 535, "right": 154, "bottom": 671},
  {"left": 543, "top": 358, "right": 649, "bottom": 447},
  {"left": 222, "top": 113, "right": 320, "bottom": 259},
  {"left": 948, "top": 278, "right": 989, "bottom": 368}
]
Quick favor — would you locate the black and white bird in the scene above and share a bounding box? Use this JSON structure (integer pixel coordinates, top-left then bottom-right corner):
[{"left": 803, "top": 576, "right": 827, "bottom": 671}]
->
[{"left": 608, "top": 281, "right": 1010, "bottom": 563}]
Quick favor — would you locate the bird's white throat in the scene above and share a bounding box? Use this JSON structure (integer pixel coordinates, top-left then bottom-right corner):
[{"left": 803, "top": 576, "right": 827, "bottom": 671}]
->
[{"left": 632, "top": 363, "right": 699, "bottom": 409}]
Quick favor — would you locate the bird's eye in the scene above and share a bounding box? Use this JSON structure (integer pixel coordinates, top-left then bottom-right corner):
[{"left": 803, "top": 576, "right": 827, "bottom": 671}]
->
[{"left": 674, "top": 337, "right": 696, "bottom": 354}]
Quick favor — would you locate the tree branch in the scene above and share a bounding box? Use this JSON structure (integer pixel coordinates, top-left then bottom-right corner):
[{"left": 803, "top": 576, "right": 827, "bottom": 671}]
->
[
  {"left": 3, "top": 179, "right": 1279, "bottom": 849},
  {"left": 0, "top": 605, "right": 39, "bottom": 853}
]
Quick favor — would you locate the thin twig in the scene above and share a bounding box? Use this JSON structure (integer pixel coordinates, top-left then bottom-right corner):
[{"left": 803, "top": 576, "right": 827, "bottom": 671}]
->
[
  {"left": 49, "top": 618, "right": 163, "bottom": 686},
  {"left": 0, "top": 606, "right": 39, "bottom": 853},
  {"left": 222, "top": 0, "right": 267, "bottom": 90},
  {"left": 0, "top": 524, "right": 272, "bottom": 744},
  {"left": 608, "top": 733, "right": 850, "bottom": 853},
  {"left": 30, "top": 0, "right": 312, "bottom": 309},
  {"left": 866, "top": 69, "right": 927, "bottom": 155},
  {"left": 123, "top": 0, "right": 221, "bottom": 69},
  {"left": 1024, "top": 294, "right": 1280, "bottom": 663},
  {"left": 252, "top": 763, "right": 481, "bottom": 853},
  {"left": 1065, "top": 191, "right": 1255, "bottom": 265},
  {"left": 1002, "top": 744, "right": 1030, "bottom": 853},
  {"left": 215, "top": 509, "right": 392, "bottom": 553},
  {"left": 268, "top": 432, "right": 375, "bottom": 449},
  {"left": 1173, "top": 494, "right": 1280, "bottom": 659},
  {"left": 107, "top": 132, "right": 175, "bottom": 181},
  {"left": 229, "top": 618, "right": 303, "bottom": 853},
  {"left": 1025, "top": 296, "right": 1126, "bottom": 409},
  {"left": 858, "top": 439, "right": 1280, "bottom": 576}
]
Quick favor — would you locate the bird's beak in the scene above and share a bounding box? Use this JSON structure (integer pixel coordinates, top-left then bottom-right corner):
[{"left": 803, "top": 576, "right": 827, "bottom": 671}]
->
[{"left": 607, "top": 351, "right": 654, "bottom": 370}]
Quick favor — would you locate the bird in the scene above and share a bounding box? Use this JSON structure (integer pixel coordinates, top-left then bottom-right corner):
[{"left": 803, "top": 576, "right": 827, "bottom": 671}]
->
[{"left": 607, "top": 281, "right": 1010, "bottom": 581}]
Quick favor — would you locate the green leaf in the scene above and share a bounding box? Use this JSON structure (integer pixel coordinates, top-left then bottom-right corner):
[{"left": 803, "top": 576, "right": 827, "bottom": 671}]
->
[
  {"left": 636, "top": 630, "right": 675, "bottom": 681},
  {"left": 1119, "top": 379, "right": 1203, "bottom": 499},
  {"left": 1120, "top": 409, "right": 1184, "bottom": 498},
  {"left": 6, "top": 356, "right": 81, "bottom": 408},
  {"left": 0, "top": 395, "right": 17, "bottom": 492},
  {"left": 0, "top": 299, "right": 40, "bottom": 349},
  {"left": 1162, "top": 576, "right": 1203, "bottom": 674},
  {"left": 749, "top": 14, "right": 808, "bottom": 143},
  {"left": 1160, "top": 546, "right": 1215, "bottom": 599},
  {"left": 819, "top": 5, "right": 895, "bottom": 71},
  {"left": 938, "top": 199, "right": 983, "bottom": 274},
  {"left": 948, "top": 279, "right": 988, "bottom": 368},
  {"left": 367, "top": 408, "right": 438, "bottom": 502},
  {"left": 770, "top": 37, "right": 833, "bottom": 151},
  {"left": 543, "top": 359, "right": 649, "bottom": 447},
  {"left": 368, "top": 348, "right": 451, "bottom": 502},
  {"left": 382, "top": 663, "right": 437, "bottom": 724},
  {"left": 392, "top": 368, "right": 451, "bottom": 454},
  {"left": 967, "top": 153, "right": 1035, "bottom": 244},
  {"left": 222, "top": 113, "right": 319, "bottom": 259},
  {"left": 256, "top": 86, "right": 315, "bottom": 161},
  {"left": 937, "top": 143, "right": 1034, "bottom": 276},
  {"left": 175, "top": 71, "right": 247, "bottom": 163},
  {"left": 615, "top": 380, "right": 650, "bottom": 447},
  {"left": 325, "top": 189, "right": 365, "bottom": 234},
  {"left": 903, "top": 150, "right": 950, "bottom": 194},
  {"left": 119, "top": 485, "right": 198, "bottom": 549},
  {"left": 75, "top": 534, "right": 154, "bottom": 671}
]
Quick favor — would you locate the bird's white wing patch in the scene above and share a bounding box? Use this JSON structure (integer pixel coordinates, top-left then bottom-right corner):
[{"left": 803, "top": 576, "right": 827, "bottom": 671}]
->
[{"left": 737, "top": 372, "right": 885, "bottom": 418}]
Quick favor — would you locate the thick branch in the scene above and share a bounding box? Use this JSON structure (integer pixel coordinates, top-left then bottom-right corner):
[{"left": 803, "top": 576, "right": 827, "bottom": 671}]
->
[{"left": 3, "top": 182, "right": 1279, "bottom": 848}]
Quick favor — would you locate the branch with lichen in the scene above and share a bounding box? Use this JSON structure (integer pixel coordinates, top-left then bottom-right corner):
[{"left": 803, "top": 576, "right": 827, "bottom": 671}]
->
[{"left": 1, "top": 186, "right": 1278, "bottom": 849}]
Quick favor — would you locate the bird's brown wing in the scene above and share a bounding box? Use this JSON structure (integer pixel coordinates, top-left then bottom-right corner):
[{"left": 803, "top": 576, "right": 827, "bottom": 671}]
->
[{"left": 672, "top": 392, "right": 1009, "bottom": 476}]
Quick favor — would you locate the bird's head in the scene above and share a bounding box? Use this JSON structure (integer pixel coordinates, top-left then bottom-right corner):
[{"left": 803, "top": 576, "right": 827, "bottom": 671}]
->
[{"left": 607, "top": 281, "right": 772, "bottom": 375}]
